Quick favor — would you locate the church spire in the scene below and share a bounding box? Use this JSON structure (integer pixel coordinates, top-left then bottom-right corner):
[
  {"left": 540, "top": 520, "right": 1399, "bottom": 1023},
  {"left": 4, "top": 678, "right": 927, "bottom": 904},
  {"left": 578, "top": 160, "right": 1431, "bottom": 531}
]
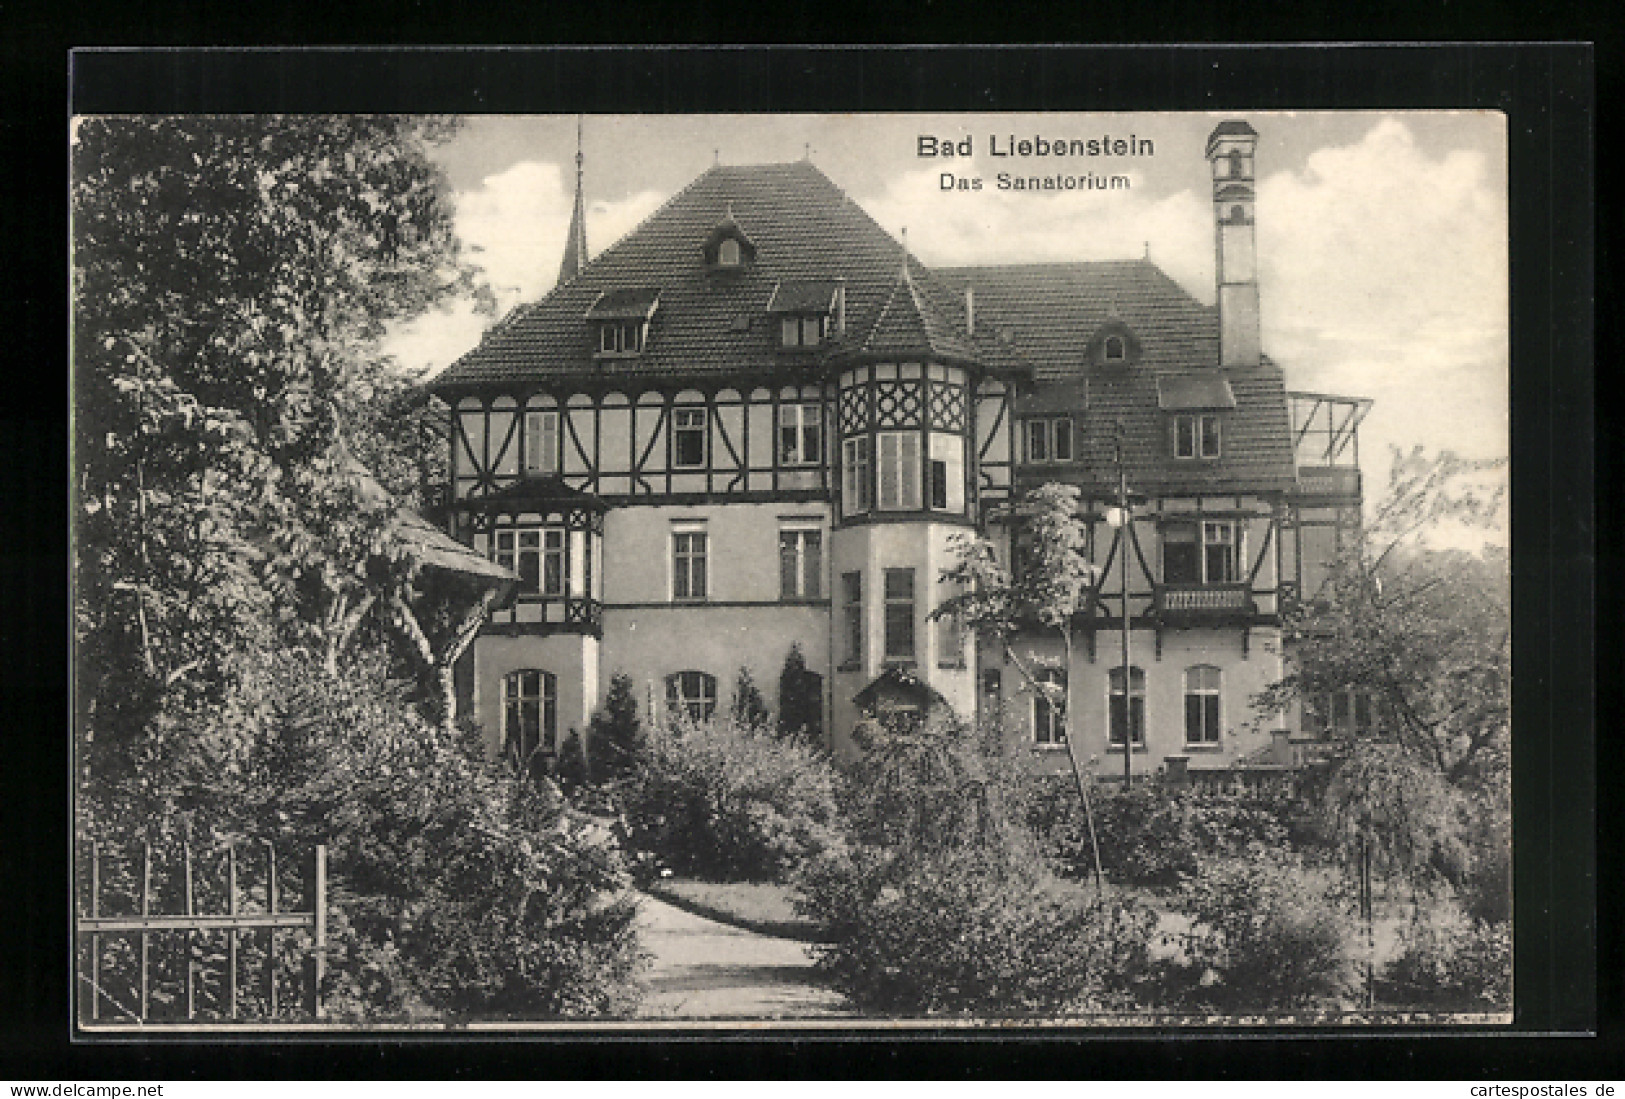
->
[{"left": 557, "top": 115, "right": 588, "bottom": 287}]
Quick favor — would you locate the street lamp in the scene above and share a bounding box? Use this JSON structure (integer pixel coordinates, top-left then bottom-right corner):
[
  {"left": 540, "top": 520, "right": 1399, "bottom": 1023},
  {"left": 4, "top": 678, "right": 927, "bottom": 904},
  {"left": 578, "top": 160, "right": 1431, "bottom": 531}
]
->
[{"left": 1104, "top": 419, "right": 1135, "bottom": 788}]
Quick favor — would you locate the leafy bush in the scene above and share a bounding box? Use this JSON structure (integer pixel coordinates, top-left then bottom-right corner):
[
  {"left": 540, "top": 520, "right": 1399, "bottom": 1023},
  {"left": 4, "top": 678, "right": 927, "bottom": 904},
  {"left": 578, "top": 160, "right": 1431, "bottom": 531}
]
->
[
  {"left": 1378, "top": 906, "right": 1510, "bottom": 1012},
  {"left": 797, "top": 713, "right": 1157, "bottom": 1016},
  {"left": 797, "top": 844, "right": 1157, "bottom": 1016},
  {"left": 1030, "top": 779, "right": 1302, "bottom": 886},
  {"left": 1167, "top": 848, "right": 1358, "bottom": 1012},
  {"left": 621, "top": 711, "right": 842, "bottom": 881},
  {"left": 80, "top": 649, "right": 645, "bottom": 1021}
]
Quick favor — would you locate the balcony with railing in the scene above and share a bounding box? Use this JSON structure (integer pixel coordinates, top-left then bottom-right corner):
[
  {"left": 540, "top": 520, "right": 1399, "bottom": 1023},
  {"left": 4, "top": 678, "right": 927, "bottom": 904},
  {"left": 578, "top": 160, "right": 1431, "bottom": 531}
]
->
[
  {"left": 1155, "top": 583, "right": 1255, "bottom": 620},
  {"left": 1293, "top": 464, "right": 1363, "bottom": 503}
]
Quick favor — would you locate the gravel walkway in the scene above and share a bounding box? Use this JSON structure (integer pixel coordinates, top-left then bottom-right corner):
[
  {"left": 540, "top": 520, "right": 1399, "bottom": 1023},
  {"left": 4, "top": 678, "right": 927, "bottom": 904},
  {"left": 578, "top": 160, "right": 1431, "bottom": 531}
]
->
[{"left": 633, "top": 893, "right": 852, "bottom": 1020}]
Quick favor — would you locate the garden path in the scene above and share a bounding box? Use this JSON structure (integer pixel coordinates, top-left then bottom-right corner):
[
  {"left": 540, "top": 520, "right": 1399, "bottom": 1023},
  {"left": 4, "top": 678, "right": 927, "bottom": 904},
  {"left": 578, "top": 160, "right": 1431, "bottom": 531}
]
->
[{"left": 633, "top": 893, "right": 852, "bottom": 1020}]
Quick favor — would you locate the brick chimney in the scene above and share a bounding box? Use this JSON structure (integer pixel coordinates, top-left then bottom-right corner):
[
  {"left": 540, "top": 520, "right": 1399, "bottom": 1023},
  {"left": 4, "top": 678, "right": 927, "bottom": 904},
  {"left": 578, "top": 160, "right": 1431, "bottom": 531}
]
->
[{"left": 1205, "top": 120, "right": 1261, "bottom": 367}]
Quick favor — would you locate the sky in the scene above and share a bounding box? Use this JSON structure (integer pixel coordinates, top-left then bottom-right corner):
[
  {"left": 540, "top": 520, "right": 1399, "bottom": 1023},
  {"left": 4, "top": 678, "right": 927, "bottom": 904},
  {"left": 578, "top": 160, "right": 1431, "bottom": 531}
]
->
[{"left": 382, "top": 111, "right": 1509, "bottom": 532}]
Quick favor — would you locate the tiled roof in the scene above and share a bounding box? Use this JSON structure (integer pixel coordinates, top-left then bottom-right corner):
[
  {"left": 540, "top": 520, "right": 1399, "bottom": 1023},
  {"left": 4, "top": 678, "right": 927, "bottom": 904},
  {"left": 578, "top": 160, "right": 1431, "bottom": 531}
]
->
[
  {"left": 938, "top": 262, "right": 1296, "bottom": 494},
  {"left": 586, "top": 287, "right": 661, "bottom": 320},
  {"left": 1157, "top": 374, "right": 1236, "bottom": 410},
  {"left": 433, "top": 161, "right": 980, "bottom": 389},
  {"left": 767, "top": 279, "right": 840, "bottom": 314},
  {"left": 856, "top": 261, "right": 977, "bottom": 363}
]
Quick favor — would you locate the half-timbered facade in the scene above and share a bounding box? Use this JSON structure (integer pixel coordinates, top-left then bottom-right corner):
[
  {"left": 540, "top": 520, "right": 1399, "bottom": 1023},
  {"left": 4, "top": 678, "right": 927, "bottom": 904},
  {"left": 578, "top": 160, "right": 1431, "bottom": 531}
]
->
[{"left": 429, "top": 119, "right": 1369, "bottom": 776}]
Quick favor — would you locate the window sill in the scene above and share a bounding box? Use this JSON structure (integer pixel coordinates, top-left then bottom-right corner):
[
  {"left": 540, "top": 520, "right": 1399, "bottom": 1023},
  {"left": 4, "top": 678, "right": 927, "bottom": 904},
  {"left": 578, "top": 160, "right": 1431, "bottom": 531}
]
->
[
  {"left": 1183, "top": 742, "right": 1224, "bottom": 752},
  {"left": 671, "top": 464, "right": 707, "bottom": 472},
  {"left": 1105, "top": 744, "right": 1151, "bottom": 754},
  {"left": 1031, "top": 742, "right": 1070, "bottom": 752},
  {"left": 592, "top": 351, "right": 644, "bottom": 361},
  {"left": 670, "top": 597, "right": 709, "bottom": 605}
]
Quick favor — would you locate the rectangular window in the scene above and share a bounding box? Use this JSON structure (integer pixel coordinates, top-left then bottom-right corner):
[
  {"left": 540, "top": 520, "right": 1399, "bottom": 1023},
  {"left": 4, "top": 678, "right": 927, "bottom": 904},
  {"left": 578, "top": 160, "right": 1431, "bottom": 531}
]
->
[
  {"left": 1108, "top": 666, "right": 1146, "bottom": 746},
  {"left": 842, "top": 436, "right": 872, "bottom": 513},
  {"left": 883, "top": 568, "right": 915, "bottom": 662},
  {"left": 779, "top": 528, "right": 823, "bottom": 600},
  {"left": 1184, "top": 666, "right": 1222, "bottom": 745},
  {"left": 877, "top": 431, "right": 921, "bottom": 511},
  {"left": 1203, "top": 521, "right": 1239, "bottom": 583},
  {"left": 1033, "top": 669, "right": 1067, "bottom": 745},
  {"left": 1162, "top": 522, "right": 1201, "bottom": 584},
  {"left": 928, "top": 433, "right": 964, "bottom": 513},
  {"left": 779, "top": 403, "right": 823, "bottom": 466},
  {"left": 1163, "top": 520, "right": 1242, "bottom": 584},
  {"left": 494, "top": 527, "right": 566, "bottom": 595},
  {"left": 525, "top": 410, "right": 559, "bottom": 475},
  {"left": 1025, "top": 417, "right": 1074, "bottom": 463},
  {"left": 1174, "top": 414, "right": 1221, "bottom": 459},
  {"left": 841, "top": 571, "right": 863, "bottom": 666},
  {"left": 672, "top": 529, "right": 708, "bottom": 601},
  {"left": 600, "top": 322, "right": 643, "bottom": 354},
  {"left": 1026, "top": 419, "right": 1049, "bottom": 463},
  {"left": 781, "top": 315, "right": 825, "bottom": 348},
  {"left": 673, "top": 408, "right": 707, "bottom": 468},
  {"left": 935, "top": 590, "right": 965, "bottom": 668}
]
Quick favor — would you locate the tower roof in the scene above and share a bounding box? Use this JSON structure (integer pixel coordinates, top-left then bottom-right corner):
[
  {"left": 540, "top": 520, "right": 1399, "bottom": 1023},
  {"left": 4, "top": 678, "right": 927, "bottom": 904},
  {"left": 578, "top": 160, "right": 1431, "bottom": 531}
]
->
[
  {"left": 1206, "top": 119, "right": 1260, "bottom": 155},
  {"left": 557, "top": 117, "right": 589, "bottom": 287}
]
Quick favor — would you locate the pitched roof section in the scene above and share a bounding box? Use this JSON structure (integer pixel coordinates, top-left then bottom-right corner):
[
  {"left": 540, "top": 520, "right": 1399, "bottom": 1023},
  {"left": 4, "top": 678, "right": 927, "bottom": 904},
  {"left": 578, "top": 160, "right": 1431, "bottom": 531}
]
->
[
  {"left": 433, "top": 161, "right": 979, "bottom": 389},
  {"left": 767, "top": 279, "right": 840, "bottom": 314},
  {"left": 1157, "top": 373, "right": 1236, "bottom": 410},
  {"left": 585, "top": 287, "right": 661, "bottom": 320},
  {"left": 933, "top": 260, "right": 1218, "bottom": 382},
  {"left": 939, "top": 261, "right": 1295, "bottom": 493},
  {"left": 856, "top": 260, "right": 977, "bottom": 363}
]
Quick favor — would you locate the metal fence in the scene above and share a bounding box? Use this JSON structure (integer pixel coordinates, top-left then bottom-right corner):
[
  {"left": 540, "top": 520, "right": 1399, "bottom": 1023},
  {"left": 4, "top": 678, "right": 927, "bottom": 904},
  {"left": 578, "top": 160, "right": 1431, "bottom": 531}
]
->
[{"left": 77, "top": 840, "right": 327, "bottom": 1024}]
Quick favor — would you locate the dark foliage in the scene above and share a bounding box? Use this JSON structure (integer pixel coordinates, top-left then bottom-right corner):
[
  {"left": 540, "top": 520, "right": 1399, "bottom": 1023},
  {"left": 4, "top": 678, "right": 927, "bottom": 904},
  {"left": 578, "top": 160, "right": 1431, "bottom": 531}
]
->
[
  {"left": 586, "top": 673, "right": 645, "bottom": 786},
  {"left": 621, "top": 713, "right": 842, "bottom": 882},
  {"left": 1377, "top": 907, "right": 1511, "bottom": 1012},
  {"left": 776, "top": 644, "right": 824, "bottom": 746},
  {"left": 730, "top": 666, "right": 772, "bottom": 728},
  {"left": 1030, "top": 778, "right": 1306, "bottom": 886},
  {"left": 1163, "top": 849, "right": 1357, "bottom": 1012}
]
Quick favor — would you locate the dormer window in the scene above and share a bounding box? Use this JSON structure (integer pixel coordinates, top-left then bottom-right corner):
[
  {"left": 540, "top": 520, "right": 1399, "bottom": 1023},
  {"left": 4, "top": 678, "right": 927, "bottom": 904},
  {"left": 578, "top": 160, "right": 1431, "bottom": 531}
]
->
[
  {"left": 781, "top": 315, "right": 826, "bottom": 348},
  {"left": 1173, "top": 413, "right": 1222, "bottom": 460},
  {"left": 599, "top": 322, "right": 643, "bottom": 355},
  {"left": 703, "top": 214, "right": 757, "bottom": 270},
  {"left": 1089, "top": 319, "right": 1141, "bottom": 367},
  {"left": 585, "top": 287, "right": 660, "bottom": 358},
  {"left": 768, "top": 280, "right": 842, "bottom": 351}
]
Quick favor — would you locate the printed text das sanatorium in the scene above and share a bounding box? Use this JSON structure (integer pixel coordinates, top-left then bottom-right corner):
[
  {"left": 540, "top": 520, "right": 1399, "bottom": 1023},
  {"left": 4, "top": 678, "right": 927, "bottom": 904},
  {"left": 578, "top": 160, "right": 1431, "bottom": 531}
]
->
[{"left": 917, "top": 134, "right": 1156, "bottom": 158}]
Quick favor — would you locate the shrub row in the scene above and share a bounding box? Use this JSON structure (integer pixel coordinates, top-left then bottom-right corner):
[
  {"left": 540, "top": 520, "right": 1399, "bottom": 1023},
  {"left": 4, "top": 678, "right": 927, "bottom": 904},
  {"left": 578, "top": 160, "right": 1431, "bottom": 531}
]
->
[{"left": 620, "top": 712, "right": 842, "bottom": 882}]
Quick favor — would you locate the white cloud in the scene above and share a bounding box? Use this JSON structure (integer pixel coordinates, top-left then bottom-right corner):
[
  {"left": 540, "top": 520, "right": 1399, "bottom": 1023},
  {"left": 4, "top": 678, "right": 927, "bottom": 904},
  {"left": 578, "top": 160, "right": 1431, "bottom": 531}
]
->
[
  {"left": 381, "top": 162, "right": 667, "bottom": 378},
  {"left": 858, "top": 167, "right": 1215, "bottom": 301},
  {"left": 1257, "top": 118, "right": 1508, "bottom": 473}
]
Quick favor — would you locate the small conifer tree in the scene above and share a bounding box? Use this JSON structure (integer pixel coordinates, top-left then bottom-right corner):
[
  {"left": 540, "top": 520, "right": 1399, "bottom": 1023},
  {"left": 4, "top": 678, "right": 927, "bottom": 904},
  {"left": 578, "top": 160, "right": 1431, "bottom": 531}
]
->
[
  {"left": 777, "top": 643, "right": 824, "bottom": 746},
  {"left": 588, "top": 673, "right": 645, "bottom": 784},
  {"left": 731, "top": 666, "right": 772, "bottom": 728}
]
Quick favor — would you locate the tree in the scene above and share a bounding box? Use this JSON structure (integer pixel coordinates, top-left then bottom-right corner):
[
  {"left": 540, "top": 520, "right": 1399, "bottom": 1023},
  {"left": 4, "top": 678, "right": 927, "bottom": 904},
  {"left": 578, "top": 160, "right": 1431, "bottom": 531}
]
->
[
  {"left": 587, "top": 673, "right": 645, "bottom": 785},
  {"left": 1254, "top": 448, "right": 1510, "bottom": 1003},
  {"left": 1258, "top": 448, "right": 1510, "bottom": 790},
  {"left": 73, "top": 115, "right": 481, "bottom": 775},
  {"left": 730, "top": 665, "right": 772, "bottom": 728},
  {"left": 934, "top": 482, "right": 1106, "bottom": 891},
  {"left": 776, "top": 643, "right": 823, "bottom": 746}
]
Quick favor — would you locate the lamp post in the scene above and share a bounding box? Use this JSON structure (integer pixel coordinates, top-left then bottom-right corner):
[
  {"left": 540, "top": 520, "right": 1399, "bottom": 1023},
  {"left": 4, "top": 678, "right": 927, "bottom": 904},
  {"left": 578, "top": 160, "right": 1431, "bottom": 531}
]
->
[{"left": 1105, "top": 419, "right": 1134, "bottom": 789}]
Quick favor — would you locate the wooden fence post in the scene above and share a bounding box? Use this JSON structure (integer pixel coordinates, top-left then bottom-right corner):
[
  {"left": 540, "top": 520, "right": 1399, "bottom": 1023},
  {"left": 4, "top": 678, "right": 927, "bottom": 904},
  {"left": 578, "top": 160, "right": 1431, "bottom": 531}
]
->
[
  {"left": 305, "top": 845, "right": 326, "bottom": 1020},
  {"left": 227, "top": 843, "right": 239, "bottom": 1020},
  {"left": 184, "top": 842, "right": 194, "bottom": 1020},
  {"left": 139, "top": 843, "right": 150, "bottom": 1022},
  {"left": 263, "top": 840, "right": 277, "bottom": 1019},
  {"left": 89, "top": 842, "right": 100, "bottom": 1023}
]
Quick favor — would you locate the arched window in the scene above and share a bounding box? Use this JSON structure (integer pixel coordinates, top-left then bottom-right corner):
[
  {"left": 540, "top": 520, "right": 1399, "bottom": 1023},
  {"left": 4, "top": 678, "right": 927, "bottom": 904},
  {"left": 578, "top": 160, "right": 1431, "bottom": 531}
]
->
[
  {"left": 1108, "top": 666, "right": 1146, "bottom": 746},
  {"left": 718, "top": 238, "right": 742, "bottom": 267},
  {"left": 666, "top": 671, "right": 718, "bottom": 722},
  {"left": 1032, "top": 666, "right": 1067, "bottom": 746},
  {"left": 1184, "top": 665, "right": 1222, "bottom": 745},
  {"left": 1103, "top": 335, "right": 1126, "bottom": 362},
  {"left": 1230, "top": 204, "right": 1247, "bottom": 223},
  {"left": 502, "top": 670, "right": 558, "bottom": 763}
]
